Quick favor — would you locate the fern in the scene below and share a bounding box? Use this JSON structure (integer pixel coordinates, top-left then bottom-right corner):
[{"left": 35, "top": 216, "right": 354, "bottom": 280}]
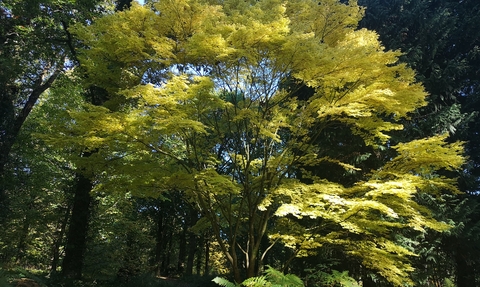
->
[
  {"left": 331, "top": 270, "right": 362, "bottom": 287},
  {"left": 264, "top": 266, "right": 304, "bottom": 287},
  {"left": 305, "top": 266, "right": 361, "bottom": 287},
  {"left": 243, "top": 275, "right": 269, "bottom": 286},
  {"left": 212, "top": 277, "right": 239, "bottom": 287},
  {"left": 213, "top": 266, "right": 304, "bottom": 287}
]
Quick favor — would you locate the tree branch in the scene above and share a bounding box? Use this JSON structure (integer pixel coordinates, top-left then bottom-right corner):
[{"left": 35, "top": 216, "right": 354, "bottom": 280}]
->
[{"left": 10, "top": 63, "right": 64, "bottom": 148}]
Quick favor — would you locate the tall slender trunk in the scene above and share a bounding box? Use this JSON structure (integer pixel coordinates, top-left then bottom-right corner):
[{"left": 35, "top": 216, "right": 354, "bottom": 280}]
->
[
  {"left": 161, "top": 231, "right": 174, "bottom": 276},
  {"left": 16, "top": 213, "right": 31, "bottom": 264},
  {"left": 62, "top": 173, "right": 92, "bottom": 279},
  {"left": 178, "top": 222, "right": 187, "bottom": 274},
  {"left": 204, "top": 238, "right": 210, "bottom": 276},
  {"left": 0, "top": 163, "right": 8, "bottom": 223},
  {"left": 0, "top": 93, "right": 13, "bottom": 224},
  {"left": 185, "top": 210, "right": 199, "bottom": 276},
  {"left": 154, "top": 210, "right": 164, "bottom": 277},
  {"left": 185, "top": 232, "right": 197, "bottom": 276},
  {"left": 50, "top": 202, "right": 72, "bottom": 274},
  {"left": 196, "top": 235, "right": 203, "bottom": 275},
  {"left": 164, "top": 223, "right": 174, "bottom": 275}
]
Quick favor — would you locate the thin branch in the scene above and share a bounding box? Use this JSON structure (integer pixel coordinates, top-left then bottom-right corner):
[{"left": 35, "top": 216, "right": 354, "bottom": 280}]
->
[
  {"left": 131, "top": 136, "right": 192, "bottom": 173},
  {"left": 260, "top": 238, "right": 278, "bottom": 262}
]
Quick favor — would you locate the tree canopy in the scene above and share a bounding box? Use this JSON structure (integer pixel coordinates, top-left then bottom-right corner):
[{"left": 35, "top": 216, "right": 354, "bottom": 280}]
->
[
  {"left": 38, "top": 0, "right": 465, "bottom": 285},
  {"left": 0, "top": 0, "right": 474, "bottom": 286}
]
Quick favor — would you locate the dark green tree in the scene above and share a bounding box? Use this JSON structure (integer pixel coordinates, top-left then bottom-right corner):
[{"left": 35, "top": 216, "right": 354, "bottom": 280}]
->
[
  {"left": 0, "top": 75, "right": 82, "bottom": 271},
  {"left": 358, "top": 0, "right": 480, "bottom": 285},
  {"left": 0, "top": 0, "right": 106, "bottom": 222},
  {"left": 358, "top": 0, "right": 480, "bottom": 139}
]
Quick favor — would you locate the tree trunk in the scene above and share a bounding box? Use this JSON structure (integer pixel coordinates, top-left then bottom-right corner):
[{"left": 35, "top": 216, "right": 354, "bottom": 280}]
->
[
  {"left": 164, "top": 226, "right": 174, "bottom": 275},
  {"left": 0, "top": 170, "right": 7, "bottom": 224},
  {"left": 178, "top": 222, "right": 187, "bottom": 275},
  {"left": 0, "top": 149, "right": 10, "bottom": 224},
  {"left": 246, "top": 255, "right": 257, "bottom": 279},
  {"left": 62, "top": 173, "right": 92, "bottom": 279},
  {"left": 154, "top": 210, "right": 164, "bottom": 277},
  {"left": 185, "top": 210, "right": 199, "bottom": 276},
  {"left": 16, "top": 213, "right": 31, "bottom": 264},
  {"left": 185, "top": 232, "right": 197, "bottom": 276},
  {"left": 196, "top": 235, "right": 202, "bottom": 275},
  {"left": 51, "top": 202, "right": 72, "bottom": 274},
  {"left": 204, "top": 238, "right": 210, "bottom": 276}
]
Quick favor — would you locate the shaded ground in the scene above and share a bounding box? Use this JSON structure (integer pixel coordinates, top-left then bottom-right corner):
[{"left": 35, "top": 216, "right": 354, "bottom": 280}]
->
[
  {"left": 159, "top": 276, "right": 203, "bottom": 287},
  {"left": 0, "top": 268, "right": 219, "bottom": 287}
]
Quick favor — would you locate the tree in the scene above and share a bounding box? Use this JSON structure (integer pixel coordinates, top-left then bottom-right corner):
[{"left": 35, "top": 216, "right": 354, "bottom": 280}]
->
[
  {"left": 358, "top": 0, "right": 480, "bottom": 285},
  {"left": 0, "top": 0, "right": 109, "bottom": 224},
  {"left": 0, "top": 74, "right": 84, "bottom": 271},
  {"left": 51, "top": 0, "right": 465, "bottom": 285},
  {"left": 55, "top": 1, "right": 134, "bottom": 280}
]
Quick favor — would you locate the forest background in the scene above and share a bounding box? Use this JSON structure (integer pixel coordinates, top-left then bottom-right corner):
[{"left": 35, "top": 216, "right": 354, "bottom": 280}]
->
[{"left": 0, "top": 0, "right": 479, "bottom": 286}]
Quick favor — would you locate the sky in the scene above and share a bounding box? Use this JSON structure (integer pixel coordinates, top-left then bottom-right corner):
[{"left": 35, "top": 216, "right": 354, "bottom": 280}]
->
[{"left": 136, "top": 0, "right": 145, "bottom": 4}]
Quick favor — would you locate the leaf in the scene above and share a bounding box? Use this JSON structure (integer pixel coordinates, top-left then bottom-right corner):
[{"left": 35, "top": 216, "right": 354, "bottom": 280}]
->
[{"left": 213, "top": 277, "right": 239, "bottom": 287}]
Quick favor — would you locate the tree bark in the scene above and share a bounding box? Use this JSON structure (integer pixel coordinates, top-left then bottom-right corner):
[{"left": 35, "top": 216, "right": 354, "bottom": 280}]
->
[
  {"left": 61, "top": 173, "right": 92, "bottom": 279},
  {"left": 51, "top": 202, "right": 72, "bottom": 274},
  {"left": 185, "top": 210, "right": 199, "bottom": 276},
  {"left": 153, "top": 208, "right": 165, "bottom": 277},
  {"left": 164, "top": 224, "right": 174, "bottom": 275},
  {"left": 196, "top": 235, "right": 203, "bottom": 275},
  {"left": 204, "top": 238, "right": 210, "bottom": 276},
  {"left": 178, "top": 222, "right": 187, "bottom": 274}
]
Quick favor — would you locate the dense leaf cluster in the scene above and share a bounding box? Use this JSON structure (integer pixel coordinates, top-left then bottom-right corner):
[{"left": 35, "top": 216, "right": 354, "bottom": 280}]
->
[{"left": 0, "top": 0, "right": 478, "bottom": 287}]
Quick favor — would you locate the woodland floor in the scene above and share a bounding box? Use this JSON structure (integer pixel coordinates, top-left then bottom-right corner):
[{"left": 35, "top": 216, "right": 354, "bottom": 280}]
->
[{"left": 0, "top": 268, "right": 219, "bottom": 287}]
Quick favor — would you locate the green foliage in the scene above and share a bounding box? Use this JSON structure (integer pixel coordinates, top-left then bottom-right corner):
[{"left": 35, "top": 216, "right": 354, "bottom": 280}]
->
[
  {"left": 0, "top": 76, "right": 81, "bottom": 269},
  {"left": 444, "top": 277, "right": 455, "bottom": 287},
  {"left": 306, "top": 268, "right": 361, "bottom": 287},
  {"left": 0, "top": 267, "right": 47, "bottom": 287},
  {"left": 0, "top": 0, "right": 476, "bottom": 287},
  {"left": 38, "top": 0, "right": 467, "bottom": 285},
  {"left": 213, "top": 266, "right": 304, "bottom": 287},
  {"left": 82, "top": 193, "right": 156, "bottom": 280},
  {"left": 213, "top": 277, "right": 239, "bottom": 287},
  {"left": 0, "top": 269, "right": 10, "bottom": 287},
  {"left": 358, "top": 0, "right": 480, "bottom": 285},
  {"left": 0, "top": 0, "right": 109, "bottom": 164}
]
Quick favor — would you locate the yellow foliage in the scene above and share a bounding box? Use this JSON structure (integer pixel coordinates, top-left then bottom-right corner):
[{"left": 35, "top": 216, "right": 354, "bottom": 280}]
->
[
  {"left": 60, "top": 0, "right": 467, "bottom": 285},
  {"left": 384, "top": 134, "right": 465, "bottom": 174},
  {"left": 71, "top": 4, "right": 176, "bottom": 94}
]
